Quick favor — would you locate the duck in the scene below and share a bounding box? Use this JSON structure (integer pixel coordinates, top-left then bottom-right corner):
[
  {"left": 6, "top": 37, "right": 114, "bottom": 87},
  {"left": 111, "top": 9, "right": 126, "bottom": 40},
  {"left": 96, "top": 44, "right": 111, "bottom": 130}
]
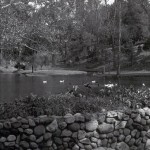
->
[
  {"left": 91, "top": 80, "right": 96, "bottom": 84},
  {"left": 43, "top": 81, "right": 47, "bottom": 84},
  {"left": 60, "top": 80, "right": 64, "bottom": 83}
]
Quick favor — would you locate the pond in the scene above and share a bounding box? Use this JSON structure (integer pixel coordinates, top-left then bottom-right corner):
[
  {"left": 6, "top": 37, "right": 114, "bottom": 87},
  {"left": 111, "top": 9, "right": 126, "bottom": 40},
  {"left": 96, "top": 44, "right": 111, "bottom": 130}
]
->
[{"left": 0, "top": 73, "right": 150, "bottom": 103}]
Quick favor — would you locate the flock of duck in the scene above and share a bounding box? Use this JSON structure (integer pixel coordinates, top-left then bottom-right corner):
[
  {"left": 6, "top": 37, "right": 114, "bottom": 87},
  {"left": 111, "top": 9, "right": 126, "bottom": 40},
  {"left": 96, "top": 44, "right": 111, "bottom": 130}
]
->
[{"left": 42, "top": 79, "right": 117, "bottom": 98}]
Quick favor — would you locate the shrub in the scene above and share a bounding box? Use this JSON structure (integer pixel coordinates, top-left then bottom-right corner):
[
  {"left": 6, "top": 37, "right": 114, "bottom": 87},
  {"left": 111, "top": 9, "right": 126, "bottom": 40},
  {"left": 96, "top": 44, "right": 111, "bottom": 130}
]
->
[{"left": 0, "top": 85, "right": 150, "bottom": 119}]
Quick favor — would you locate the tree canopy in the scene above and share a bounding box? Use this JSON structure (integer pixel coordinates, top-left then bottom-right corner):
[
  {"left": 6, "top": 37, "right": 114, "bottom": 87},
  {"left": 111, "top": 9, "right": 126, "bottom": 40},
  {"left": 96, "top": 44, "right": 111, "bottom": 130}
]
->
[{"left": 0, "top": 0, "right": 150, "bottom": 70}]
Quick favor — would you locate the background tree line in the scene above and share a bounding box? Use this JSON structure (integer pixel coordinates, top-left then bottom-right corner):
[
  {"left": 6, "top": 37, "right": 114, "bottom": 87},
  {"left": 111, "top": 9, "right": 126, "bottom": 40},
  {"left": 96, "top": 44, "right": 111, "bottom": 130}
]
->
[{"left": 0, "top": 0, "right": 150, "bottom": 72}]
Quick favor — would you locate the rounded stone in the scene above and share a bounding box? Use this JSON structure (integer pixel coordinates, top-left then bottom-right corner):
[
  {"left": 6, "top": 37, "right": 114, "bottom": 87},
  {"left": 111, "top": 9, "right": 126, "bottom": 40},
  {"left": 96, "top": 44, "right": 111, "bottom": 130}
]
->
[
  {"left": 22, "top": 124, "right": 29, "bottom": 129},
  {"left": 78, "top": 130, "right": 86, "bottom": 140},
  {"left": 116, "top": 142, "right": 130, "bottom": 150},
  {"left": 72, "top": 144, "right": 80, "bottom": 150},
  {"left": 4, "top": 141, "right": 15, "bottom": 147},
  {"left": 84, "top": 144, "right": 92, "bottom": 150},
  {"left": 114, "top": 130, "right": 120, "bottom": 137},
  {"left": 142, "top": 136, "right": 147, "bottom": 143},
  {"left": 0, "top": 123, "right": 3, "bottom": 129},
  {"left": 58, "top": 122, "right": 67, "bottom": 130},
  {"left": 34, "top": 125, "right": 45, "bottom": 136},
  {"left": 61, "top": 129, "right": 72, "bottom": 137},
  {"left": 135, "top": 131, "right": 140, "bottom": 139},
  {"left": 102, "top": 139, "right": 108, "bottom": 147},
  {"left": 107, "top": 133, "right": 113, "bottom": 138},
  {"left": 94, "top": 147, "right": 105, "bottom": 150},
  {"left": 28, "top": 119, "right": 36, "bottom": 127},
  {"left": 20, "top": 141, "right": 29, "bottom": 148},
  {"left": 46, "top": 119, "right": 58, "bottom": 132},
  {"left": 30, "top": 142, "right": 38, "bottom": 148},
  {"left": 74, "top": 113, "right": 85, "bottom": 122},
  {"left": 46, "top": 139, "right": 53, "bottom": 146},
  {"left": 36, "top": 136, "right": 43, "bottom": 143},
  {"left": 97, "top": 139, "right": 102, "bottom": 147},
  {"left": 11, "top": 121, "right": 21, "bottom": 128},
  {"left": 7, "top": 135, "right": 16, "bottom": 142},
  {"left": 91, "top": 137, "right": 98, "bottom": 143},
  {"left": 131, "top": 129, "right": 137, "bottom": 137},
  {"left": 80, "top": 138, "right": 91, "bottom": 145},
  {"left": 39, "top": 115, "right": 53, "bottom": 124},
  {"left": 135, "top": 137, "right": 142, "bottom": 146},
  {"left": 64, "top": 114, "right": 75, "bottom": 124},
  {"left": 91, "top": 142, "right": 97, "bottom": 148},
  {"left": 21, "top": 118, "right": 28, "bottom": 124},
  {"left": 24, "top": 129, "right": 33, "bottom": 135},
  {"left": 125, "top": 135, "right": 132, "bottom": 143},
  {"left": 4, "top": 122, "right": 11, "bottom": 129},
  {"left": 85, "top": 120, "right": 98, "bottom": 132},
  {"left": 98, "top": 123, "right": 114, "bottom": 134},
  {"left": 99, "top": 134, "right": 107, "bottom": 139},
  {"left": 118, "top": 134, "right": 125, "bottom": 142},
  {"left": 134, "top": 114, "right": 141, "bottom": 123},
  {"left": 123, "top": 128, "right": 130, "bottom": 136},
  {"left": 93, "top": 131, "right": 100, "bottom": 138},
  {"left": 68, "top": 123, "right": 80, "bottom": 131},
  {"left": 29, "top": 135, "right": 36, "bottom": 141},
  {"left": 0, "top": 137, "right": 6, "bottom": 142},
  {"left": 53, "top": 129, "right": 61, "bottom": 137},
  {"left": 63, "top": 137, "right": 70, "bottom": 142},
  {"left": 44, "top": 132, "right": 52, "bottom": 141},
  {"left": 141, "top": 131, "right": 147, "bottom": 137},
  {"left": 54, "top": 137, "right": 62, "bottom": 145}
]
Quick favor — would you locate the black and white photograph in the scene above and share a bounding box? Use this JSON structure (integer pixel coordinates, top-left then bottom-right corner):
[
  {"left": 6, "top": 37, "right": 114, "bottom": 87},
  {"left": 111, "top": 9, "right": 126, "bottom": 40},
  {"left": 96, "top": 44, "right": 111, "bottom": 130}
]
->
[{"left": 0, "top": 0, "right": 150, "bottom": 149}]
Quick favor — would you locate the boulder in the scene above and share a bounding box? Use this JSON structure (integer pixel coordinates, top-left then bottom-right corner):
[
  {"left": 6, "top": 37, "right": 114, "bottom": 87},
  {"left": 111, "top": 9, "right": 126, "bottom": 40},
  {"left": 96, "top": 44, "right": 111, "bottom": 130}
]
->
[
  {"left": 28, "top": 119, "right": 36, "bottom": 127},
  {"left": 46, "top": 119, "right": 58, "bottom": 132},
  {"left": 68, "top": 123, "right": 80, "bottom": 132},
  {"left": 116, "top": 142, "right": 130, "bottom": 150},
  {"left": 7, "top": 135, "right": 16, "bottom": 142},
  {"left": 34, "top": 125, "right": 45, "bottom": 136},
  {"left": 78, "top": 130, "right": 86, "bottom": 140},
  {"left": 61, "top": 129, "right": 72, "bottom": 137},
  {"left": 20, "top": 141, "right": 29, "bottom": 148},
  {"left": 146, "top": 139, "right": 150, "bottom": 150},
  {"left": 98, "top": 123, "right": 114, "bottom": 134},
  {"left": 107, "top": 111, "right": 118, "bottom": 118},
  {"left": 85, "top": 120, "right": 98, "bottom": 131},
  {"left": 115, "top": 121, "right": 127, "bottom": 129},
  {"left": 74, "top": 113, "right": 85, "bottom": 122},
  {"left": 64, "top": 113, "right": 75, "bottom": 124}
]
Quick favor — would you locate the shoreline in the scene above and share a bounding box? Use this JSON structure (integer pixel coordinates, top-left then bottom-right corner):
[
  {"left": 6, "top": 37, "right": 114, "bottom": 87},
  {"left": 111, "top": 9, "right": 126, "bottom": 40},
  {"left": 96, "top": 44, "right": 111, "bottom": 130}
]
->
[
  {"left": 0, "top": 66, "right": 150, "bottom": 77},
  {"left": 94, "top": 71, "right": 150, "bottom": 77}
]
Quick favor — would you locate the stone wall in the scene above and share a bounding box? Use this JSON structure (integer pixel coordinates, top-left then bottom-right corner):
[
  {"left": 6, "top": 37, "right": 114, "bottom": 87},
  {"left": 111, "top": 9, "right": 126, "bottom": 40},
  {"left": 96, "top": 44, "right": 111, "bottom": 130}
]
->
[{"left": 1, "top": 107, "right": 150, "bottom": 150}]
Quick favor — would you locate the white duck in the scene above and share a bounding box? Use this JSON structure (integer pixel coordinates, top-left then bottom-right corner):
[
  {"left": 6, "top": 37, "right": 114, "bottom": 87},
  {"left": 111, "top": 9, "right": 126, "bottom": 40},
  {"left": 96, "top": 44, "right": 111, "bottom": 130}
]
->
[
  {"left": 43, "top": 81, "right": 47, "bottom": 84},
  {"left": 91, "top": 80, "right": 96, "bottom": 84},
  {"left": 60, "top": 80, "right": 64, "bottom": 83}
]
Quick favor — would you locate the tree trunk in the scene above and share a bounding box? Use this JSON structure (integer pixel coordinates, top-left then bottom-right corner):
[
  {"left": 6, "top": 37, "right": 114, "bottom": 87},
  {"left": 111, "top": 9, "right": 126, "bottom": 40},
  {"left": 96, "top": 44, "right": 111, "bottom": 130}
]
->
[
  {"left": 112, "top": 36, "right": 116, "bottom": 69},
  {"left": 117, "top": 0, "right": 122, "bottom": 76},
  {"left": 0, "top": 49, "right": 3, "bottom": 65},
  {"left": 32, "top": 65, "right": 34, "bottom": 73},
  {"left": 112, "top": 0, "right": 117, "bottom": 70}
]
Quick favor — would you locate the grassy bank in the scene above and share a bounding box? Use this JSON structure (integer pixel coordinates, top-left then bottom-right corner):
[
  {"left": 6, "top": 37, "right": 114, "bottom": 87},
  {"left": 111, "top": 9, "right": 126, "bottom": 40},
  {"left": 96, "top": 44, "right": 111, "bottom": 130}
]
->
[{"left": 0, "top": 85, "right": 149, "bottom": 120}]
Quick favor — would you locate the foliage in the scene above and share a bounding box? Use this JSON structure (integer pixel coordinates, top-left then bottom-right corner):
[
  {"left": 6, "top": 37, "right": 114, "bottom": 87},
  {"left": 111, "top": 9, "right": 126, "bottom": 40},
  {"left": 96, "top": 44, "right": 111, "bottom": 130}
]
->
[
  {"left": 0, "top": 0, "right": 150, "bottom": 69},
  {"left": 0, "top": 85, "right": 150, "bottom": 119}
]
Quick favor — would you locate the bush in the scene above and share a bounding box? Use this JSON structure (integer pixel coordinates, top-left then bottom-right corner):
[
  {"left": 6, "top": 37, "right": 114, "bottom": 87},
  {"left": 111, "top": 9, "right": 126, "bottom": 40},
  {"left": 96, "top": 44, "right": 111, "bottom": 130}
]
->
[
  {"left": 0, "top": 85, "right": 150, "bottom": 119},
  {"left": 0, "top": 93, "right": 121, "bottom": 119}
]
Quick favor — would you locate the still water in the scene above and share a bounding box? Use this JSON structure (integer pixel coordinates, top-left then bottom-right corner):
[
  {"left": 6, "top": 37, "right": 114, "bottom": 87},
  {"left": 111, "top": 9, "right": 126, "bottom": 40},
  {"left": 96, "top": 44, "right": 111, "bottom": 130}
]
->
[{"left": 0, "top": 73, "right": 150, "bottom": 103}]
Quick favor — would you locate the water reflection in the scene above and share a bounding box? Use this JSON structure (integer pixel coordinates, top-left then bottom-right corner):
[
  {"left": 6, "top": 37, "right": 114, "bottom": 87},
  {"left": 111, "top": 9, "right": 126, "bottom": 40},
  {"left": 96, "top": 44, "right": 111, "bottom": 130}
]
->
[{"left": 0, "top": 73, "right": 150, "bottom": 102}]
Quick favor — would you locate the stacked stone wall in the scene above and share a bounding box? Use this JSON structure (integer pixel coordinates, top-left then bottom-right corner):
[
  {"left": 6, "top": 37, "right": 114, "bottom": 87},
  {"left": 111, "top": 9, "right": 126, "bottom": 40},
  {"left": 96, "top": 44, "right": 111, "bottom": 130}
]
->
[{"left": 1, "top": 108, "right": 150, "bottom": 150}]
